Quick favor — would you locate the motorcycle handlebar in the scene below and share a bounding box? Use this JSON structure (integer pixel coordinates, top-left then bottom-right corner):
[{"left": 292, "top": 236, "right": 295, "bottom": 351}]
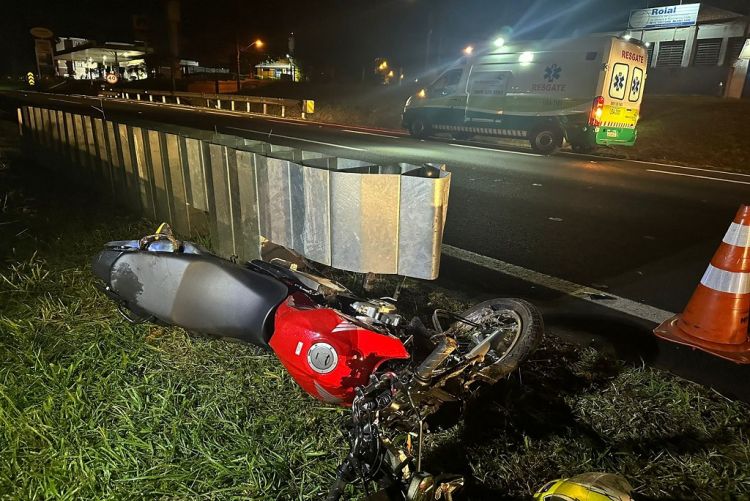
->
[{"left": 326, "top": 477, "right": 348, "bottom": 501}]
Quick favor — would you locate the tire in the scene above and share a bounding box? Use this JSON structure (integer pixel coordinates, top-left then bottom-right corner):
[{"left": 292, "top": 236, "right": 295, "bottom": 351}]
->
[
  {"left": 409, "top": 117, "right": 431, "bottom": 139},
  {"left": 529, "top": 125, "right": 562, "bottom": 155},
  {"left": 449, "top": 298, "right": 544, "bottom": 379}
]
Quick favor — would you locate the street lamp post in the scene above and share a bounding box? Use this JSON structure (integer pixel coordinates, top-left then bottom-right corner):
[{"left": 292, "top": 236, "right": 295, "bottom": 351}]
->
[{"left": 236, "top": 38, "right": 264, "bottom": 91}]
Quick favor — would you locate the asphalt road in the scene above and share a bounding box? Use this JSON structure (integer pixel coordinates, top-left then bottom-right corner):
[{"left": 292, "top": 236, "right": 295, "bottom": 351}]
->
[{"left": 4, "top": 90, "right": 750, "bottom": 399}]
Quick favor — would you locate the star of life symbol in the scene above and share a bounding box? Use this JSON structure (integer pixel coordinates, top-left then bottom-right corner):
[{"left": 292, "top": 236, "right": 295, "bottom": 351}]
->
[
  {"left": 613, "top": 72, "right": 625, "bottom": 91},
  {"left": 543, "top": 64, "right": 561, "bottom": 83},
  {"left": 631, "top": 76, "right": 640, "bottom": 94}
]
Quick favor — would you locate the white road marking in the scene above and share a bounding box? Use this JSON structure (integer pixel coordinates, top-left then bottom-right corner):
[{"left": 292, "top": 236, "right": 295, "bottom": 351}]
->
[
  {"left": 342, "top": 129, "right": 401, "bottom": 139},
  {"left": 442, "top": 244, "right": 675, "bottom": 324},
  {"left": 450, "top": 143, "right": 538, "bottom": 156},
  {"left": 647, "top": 169, "right": 750, "bottom": 185},
  {"left": 225, "top": 126, "right": 366, "bottom": 151},
  {"left": 652, "top": 163, "right": 750, "bottom": 179},
  {"left": 50, "top": 98, "right": 79, "bottom": 104},
  {"left": 626, "top": 158, "right": 750, "bottom": 176}
]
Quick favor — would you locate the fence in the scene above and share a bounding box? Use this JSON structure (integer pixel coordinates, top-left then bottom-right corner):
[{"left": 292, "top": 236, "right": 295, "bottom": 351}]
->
[
  {"left": 16, "top": 105, "right": 450, "bottom": 279},
  {"left": 99, "top": 89, "right": 314, "bottom": 119}
]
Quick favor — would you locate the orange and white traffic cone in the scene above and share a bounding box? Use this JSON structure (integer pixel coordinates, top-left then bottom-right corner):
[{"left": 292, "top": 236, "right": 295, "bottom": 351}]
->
[{"left": 654, "top": 205, "right": 750, "bottom": 363}]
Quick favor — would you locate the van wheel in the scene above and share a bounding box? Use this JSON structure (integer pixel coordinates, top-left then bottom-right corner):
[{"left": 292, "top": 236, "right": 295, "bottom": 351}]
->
[
  {"left": 529, "top": 126, "right": 562, "bottom": 155},
  {"left": 409, "top": 118, "right": 431, "bottom": 139}
]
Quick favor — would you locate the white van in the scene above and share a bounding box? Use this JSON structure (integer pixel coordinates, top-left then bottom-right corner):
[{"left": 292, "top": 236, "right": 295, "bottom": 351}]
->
[{"left": 402, "top": 35, "right": 648, "bottom": 154}]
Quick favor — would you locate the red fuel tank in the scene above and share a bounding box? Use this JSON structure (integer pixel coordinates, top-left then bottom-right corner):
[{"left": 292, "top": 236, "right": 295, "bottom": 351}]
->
[{"left": 269, "top": 294, "right": 410, "bottom": 405}]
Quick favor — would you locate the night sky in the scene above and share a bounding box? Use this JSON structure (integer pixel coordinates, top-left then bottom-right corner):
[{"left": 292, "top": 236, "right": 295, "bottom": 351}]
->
[{"left": 2, "top": 0, "right": 748, "bottom": 79}]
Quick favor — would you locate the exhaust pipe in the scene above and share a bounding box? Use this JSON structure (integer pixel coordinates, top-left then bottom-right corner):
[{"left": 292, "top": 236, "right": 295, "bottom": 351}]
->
[{"left": 414, "top": 336, "right": 457, "bottom": 384}]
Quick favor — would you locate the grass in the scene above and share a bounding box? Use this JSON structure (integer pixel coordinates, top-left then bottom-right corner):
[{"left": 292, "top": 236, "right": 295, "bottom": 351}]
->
[
  {"left": 1, "top": 115, "right": 749, "bottom": 500},
  {"left": 627, "top": 95, "right": 750, "bottom": 172}
]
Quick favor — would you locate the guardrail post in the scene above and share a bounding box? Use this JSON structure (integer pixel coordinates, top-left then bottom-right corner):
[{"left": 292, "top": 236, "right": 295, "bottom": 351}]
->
[
  {"left": 234, "top": 149, "right": 262, "bottom": 261},
  {"left": 263, "top": 103, "right": 268, "bottom": 115},
  {"left": 330, "top": 169, "right": 400, "bottom": 273},
  {"left": 148, "top": 94, "right": 153, "bottom": 102},
  {"left": 29, "top": 108, "right": 40, "bottom": 148},
  {"left": 146, "top": 130, "right": 172, "bottom": 224},
  {"left": 84, "top": 116, "right": 99, "bottom": 176},
  {"left": 161, "top": 133, "right": 191, "bottom": 235},
  {"left": 204, "top": 141, "right": 236, "bottom": 257},
  {"left": 136, "top": 93, "right": 141, "bottom": 100},
  {"left": 179, "top": 136, "right": 210, "bottom": 233},
  {"left": 281, "top": 105, "right": 285, "bottom": 117},
  {"left": 48, "top": 109, "right": 60, "bottom": 156},
  {"left": 231, "top": 100, "right": 235, "bottom": 111},
  {"left": 105, "top": 121, "right": 125, "bottom": 204},
  {"left": 71, "top": 114, "right": 87, "bottom": 171},
  {"left": 130, "top": 126, "right": 155, "bottom": 218},
  {"left": 93, "top": 118, "right": 112, "bottom": 191},
  {"left": 117, "top": 124, "right": 141, "bottom": 212},
  {"left": 176, "top": 96, "right": 181, "bottom": 105},
  {"left": 246, "top": 102, "right": 250, "bottom": 113},
  {"left": 206, "top": 98, "right": 210, "bottom": 107},
  {"left": 217, "top": 99, "right": 221, "bottom": 109},
  {"left": 161, "top": 96, "right": 166, "bottom": 103}
]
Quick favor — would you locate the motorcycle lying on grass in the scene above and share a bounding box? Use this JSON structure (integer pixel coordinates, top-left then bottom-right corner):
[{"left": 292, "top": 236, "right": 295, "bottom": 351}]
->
[{"left": 92, "top": 224, "right": 544, "bottom": 500}]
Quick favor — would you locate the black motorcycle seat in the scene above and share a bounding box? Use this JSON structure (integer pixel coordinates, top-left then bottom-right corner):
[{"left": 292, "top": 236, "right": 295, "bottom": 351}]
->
[{"left": 100, "top": 250, "right": 289, "bottom": 346}]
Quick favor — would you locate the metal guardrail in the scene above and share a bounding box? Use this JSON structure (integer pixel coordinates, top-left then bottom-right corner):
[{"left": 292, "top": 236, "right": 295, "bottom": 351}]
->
[
  {"left": 99, "top": 89, "right": 314, "bottom": 119},
  {"left": 17, "top": 104, "right": 450, "bottom": 279}
]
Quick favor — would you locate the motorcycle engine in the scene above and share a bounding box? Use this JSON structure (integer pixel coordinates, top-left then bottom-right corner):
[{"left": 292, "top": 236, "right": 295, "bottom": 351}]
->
[{"left": 352, "top": 299, "right": 402, "bottom": 327}]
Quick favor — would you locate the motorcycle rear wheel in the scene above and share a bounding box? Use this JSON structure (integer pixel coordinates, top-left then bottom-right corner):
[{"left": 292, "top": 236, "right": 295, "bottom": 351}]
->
[{"left": 451, "top": 298, "right": 543, "bottom": 374}]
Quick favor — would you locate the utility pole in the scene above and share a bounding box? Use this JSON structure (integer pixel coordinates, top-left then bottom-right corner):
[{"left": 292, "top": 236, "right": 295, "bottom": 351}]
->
[
  {"left": 165, "top": 0, "right": 181, "bottom": 92},
  {"left": 236, "top": 36, "right": 241, "bottom": 91}
]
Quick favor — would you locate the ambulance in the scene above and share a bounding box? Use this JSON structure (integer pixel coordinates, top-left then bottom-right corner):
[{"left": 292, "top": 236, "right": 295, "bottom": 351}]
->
[{"left": 402, "top": 35, "right": 648, "bottom": 154}]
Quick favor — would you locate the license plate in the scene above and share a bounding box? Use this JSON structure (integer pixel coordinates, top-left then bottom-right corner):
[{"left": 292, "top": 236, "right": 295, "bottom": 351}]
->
[{"left": 607, "top": 130, "right": 618, "bottom": 138}]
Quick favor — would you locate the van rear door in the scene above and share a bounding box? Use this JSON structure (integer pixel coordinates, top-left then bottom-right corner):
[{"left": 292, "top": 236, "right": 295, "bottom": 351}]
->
[{"left": 597, "top": 38, "right": 648, "bottom": 146}]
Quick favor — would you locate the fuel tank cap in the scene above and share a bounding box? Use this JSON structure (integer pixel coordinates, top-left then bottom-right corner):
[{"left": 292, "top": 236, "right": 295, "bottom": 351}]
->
[{"left": 307, "top": 343, "right": 338, "bottom": 374}]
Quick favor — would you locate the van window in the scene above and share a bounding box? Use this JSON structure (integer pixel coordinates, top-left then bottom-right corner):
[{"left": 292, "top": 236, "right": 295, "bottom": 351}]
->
[
  {"left": 429, "top": 69, "right": 463, "bottom": 96},
  {"left": 628, "top": 67, "right": 643, "bottom": 102},
  {"left": 609, "top": 62, "right": 629, "bottom": 100},
  {"left": 468, "top": 69, "right": 512, "bottom": 96}
]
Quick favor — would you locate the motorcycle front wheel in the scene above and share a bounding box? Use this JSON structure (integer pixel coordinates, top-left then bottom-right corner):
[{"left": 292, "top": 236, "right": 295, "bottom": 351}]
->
[{"left": 450, "top": 298, "right": 544, "bottom": 377}]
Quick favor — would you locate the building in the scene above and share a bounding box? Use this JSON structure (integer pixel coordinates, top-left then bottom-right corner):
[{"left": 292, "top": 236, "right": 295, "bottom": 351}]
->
[
  {"left": 54, "top": 37, "right": 151, "bottom": 81},
  {"left": 255, "top": 57, "right": 300, "bottom": 81},
  {"left": 52, "top": 36, "right": 230, "bottom": 83},
  {"left": 621, "top": 3, "right": 749, "bottom": 96}
]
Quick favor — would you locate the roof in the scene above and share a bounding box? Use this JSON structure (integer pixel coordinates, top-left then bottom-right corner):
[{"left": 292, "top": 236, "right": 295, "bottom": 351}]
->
[
  {"left": 255, "top": 58, "right": 293, "bottom": 69},
  {"left": 697, "top": 4, "right": 746, "bottom": 23},
  {"left": 53, "top": 41, "right": 150, "bottom": 62}
]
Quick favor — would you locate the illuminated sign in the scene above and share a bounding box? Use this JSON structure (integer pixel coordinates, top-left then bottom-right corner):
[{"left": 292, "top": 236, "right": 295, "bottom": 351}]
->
[{"left": 629, "top": 3, "right": 700, "bottom": 29}]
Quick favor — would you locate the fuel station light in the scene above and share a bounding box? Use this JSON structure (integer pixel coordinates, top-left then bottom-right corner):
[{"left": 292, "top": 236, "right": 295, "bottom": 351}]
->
[
  {"left": 494, "top": 37, "right": 505, "bottom": 48},
  {"left": 463, "top": 45, "right": 474, "bottom": 55},
  {"left": 518, "top": 51, "right": 534, "bottom": 64},
  {"left": 417, "top": 89, "right": 426, "bottom": 98}
]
